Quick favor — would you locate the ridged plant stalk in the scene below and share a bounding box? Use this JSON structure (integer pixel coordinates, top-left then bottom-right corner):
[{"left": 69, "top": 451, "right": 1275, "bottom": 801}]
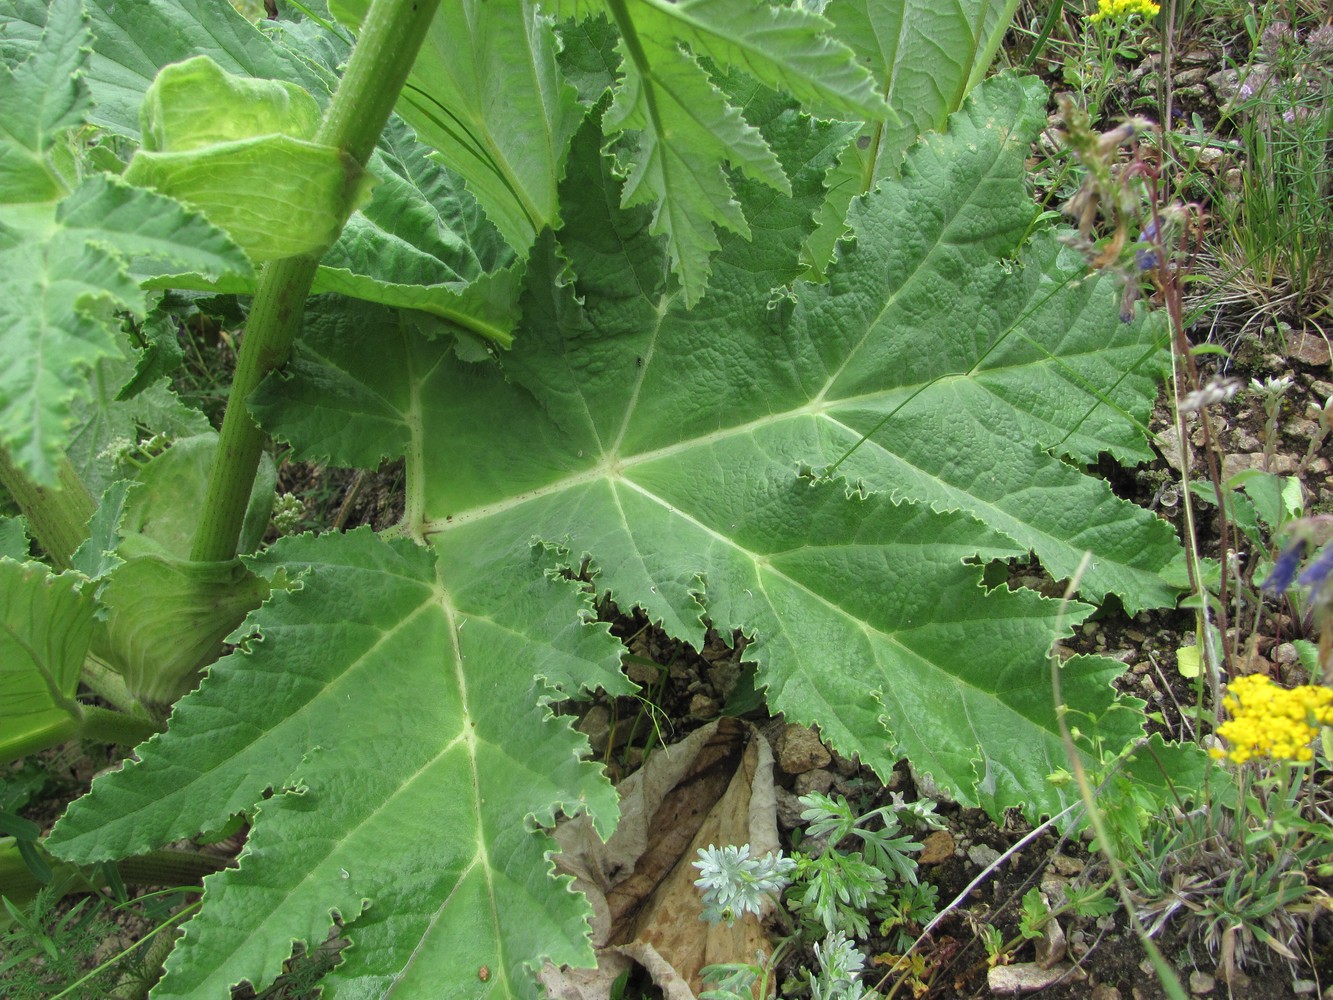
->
[
  {"left": 0, "top": 449, "right": 94, "bottom": 570},
  {"left": 190, "top": 0, "right": 442, "bottom": 562}
]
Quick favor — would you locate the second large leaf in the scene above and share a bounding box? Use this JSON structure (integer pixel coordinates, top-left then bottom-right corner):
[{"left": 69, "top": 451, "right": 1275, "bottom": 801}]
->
[{"left": 267, "top": 73, "right": 1179, "bottom": 817}]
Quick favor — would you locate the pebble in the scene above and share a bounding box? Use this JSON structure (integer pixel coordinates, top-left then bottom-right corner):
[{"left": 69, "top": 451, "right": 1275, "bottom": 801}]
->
[
  {"left": 1034, "top": 911, "right": 1066, "bottom": 969},
  {"left": 774, "top": 787, "right": 806, "bottom": 830},
  {"left": 625, "top": 659, "right": 660, "bottom": 686},
  {"left": 777, "top": 723, "right": 831, "bottom": 774},
  {"left": 1223, "top": 452, "right": 1297, "bottom": 478},
  {"left": 987, "top": 962, "right": 1079, "bottom": 994},
  {"left": 1090, "top": 983, "right": 1121, "bottom": 1000},
  {"left": 793, "top": 768, "right": 834, "bottom": 797},
  {"left": 1273, "top": 642, "right": 1300, "bottom": 666},
  {"left": 1189, "top": 970, "right": 1214, "bottom": 994},
  {"left": 576, "top": 705, "right": 611, "bottom": 753},
  {"left": 687, "top": 693, "right": 718, "bottom": 719},
  {"left": 968, "top": 843, "right": 1003, "bottom": 869},
  {"left": 918, "top": 829, "right": 955, "bottom": 865},
  {"left": 1052, "top": 854, "right": 1084, "bottom": 875}
]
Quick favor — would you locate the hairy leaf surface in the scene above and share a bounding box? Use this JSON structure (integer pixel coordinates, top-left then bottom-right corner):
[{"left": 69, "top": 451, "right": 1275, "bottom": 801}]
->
[
  {"left": 805, "top": 0, "right": 1020, "bottom": 274},
  {"left": 52, "top": 529, "right": 629, "bottom": 998}
]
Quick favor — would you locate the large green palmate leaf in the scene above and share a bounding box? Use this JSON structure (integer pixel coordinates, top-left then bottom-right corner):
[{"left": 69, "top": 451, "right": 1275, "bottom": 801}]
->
[{"left": 51, "top": 76, "right": 1181, "bottom": 997}]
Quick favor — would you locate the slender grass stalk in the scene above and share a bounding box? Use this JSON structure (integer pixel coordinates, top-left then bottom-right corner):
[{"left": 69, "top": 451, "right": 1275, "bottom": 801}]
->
[
  {"left": 190, "top": 0, "right": 443, "bottom": 562},
  {"left": 1051, "top": 553, "right": 1190, "bottom": 1000}
]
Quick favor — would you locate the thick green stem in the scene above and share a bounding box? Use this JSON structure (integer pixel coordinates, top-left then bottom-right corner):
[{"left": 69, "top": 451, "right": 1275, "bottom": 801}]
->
[
  {"left": 190, "top": 0, "right": 443, "bottom": 562},
  {"left": 0, "top": 705, "right": 160, "bottom": 767},
  {"left": 1, "top": 842, "right": 227, "bottom": 903},
  {"left": 0, "top": 450, "right": 94, "bottom": 570},
  {"left": 78, "top": 705, "right": 161, "bottom": 748}
]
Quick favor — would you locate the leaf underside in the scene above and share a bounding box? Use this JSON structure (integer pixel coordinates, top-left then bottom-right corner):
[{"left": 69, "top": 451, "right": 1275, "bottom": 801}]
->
[{"left": 50, "top": 76, "right": 1180, "bottom": 999}]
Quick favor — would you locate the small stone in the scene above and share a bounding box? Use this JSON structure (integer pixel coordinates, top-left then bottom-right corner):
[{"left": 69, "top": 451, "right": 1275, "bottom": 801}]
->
[
  {"left": 1223, "top": 452, "right": 1297, "bottom": 478},
  {"left": 1273, "top": 642, "right": 1300, "bottom": 666},
  {"left": 1090, "top": 983, "right": 1121, "bottom": 1000},
  {"left": 775, "top": 787, "right": 806, "bottom": 830},
  {"left": 687, "top": 693, "right": 719, "bottom": 719},
  {"left": 1039, "top": 871, "right": 1068, "bottom": 898},
  {"left": 1189, "top": 970, "right": 1214, "bottom": 994},
  {"left": 1286, "top": 332, "right": 1333, "bottom": 366},
  {"left": 576, "top": 705, "right": 611, "bottom": 753},
  {"left": 968, "top": 843, "right": 1002, "bottom": 869},
  {"left": 1232, "top": 428, "right": 1262, "bottom": 452},
  {"left": 793, "top": 768, "right": 834, "bottom": 797},
  {"left": 1034, "top": 912, "right": 1066, "bottom": 969},
  {"left": 1052, "top": 854, "right": 1084, "bottom": 876},
  {"left": 918, "top": 829, "right": 955, "bottom": 865},
  {"left": 987, "top": 962, "right": 1079, "bottom": 994},
  {"left": 625, "top": 659, "right": 660, "bottom": 686},
  {"left": 1293, "top": 980, "right": 1316, "bottom": 995},
  {"left": 829, "top": 748, "right": 860, "bottom": 777},
  {"left": 777, "top": 723, "right": 831, "bottom": 774}
]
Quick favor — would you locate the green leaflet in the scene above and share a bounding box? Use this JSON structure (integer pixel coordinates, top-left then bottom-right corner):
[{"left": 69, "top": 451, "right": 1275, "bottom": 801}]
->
[
  {"left": 50, "top": 529, "right": 629, "bottom": 998},
  {"left": 0, "top": 175, "right": 250, "bottom": 484},
  {"left": 333, "top": 0, "right": 586, "bottom": 255},
  {"left": 804, "top": 0, "right": 1021, "bottom": 275},
  {"left": 0, "top": 0, "right": 88, "bottom": 204},
  {"left": 124, "top": 57, "right": 370, "bottom": 263},
  {"left": 0, "top": 516, "right": 29, "bottom": 560},
  {"left": 622, "top": 0, "right": 889, "bottom": 121},
  {"left": 591, "top": 0, "right": 888, "bottom": 303},
  {"left": 0, "top": 559, "right": 95, "bottom": 764},
  {"left": 77, "top": 0, "right": 333, "bottom": 142},
  {"left": 606, "top": 32, "right": 791, "bottom": 306}
]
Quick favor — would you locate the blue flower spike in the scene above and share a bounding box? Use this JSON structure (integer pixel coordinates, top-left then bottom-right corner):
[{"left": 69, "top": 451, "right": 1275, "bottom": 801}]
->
[{"left": 1263, "top": 539, "right": 1308, "bottom": 595}]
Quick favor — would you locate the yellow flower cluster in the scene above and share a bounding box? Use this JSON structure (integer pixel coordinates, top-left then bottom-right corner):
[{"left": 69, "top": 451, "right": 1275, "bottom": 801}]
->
[
  {"left": 1211, "top": 674, "right": 1333, "bottom": 765},
  {"left": 1089, "top": 0, "right": 1162, "bottom": 23}
]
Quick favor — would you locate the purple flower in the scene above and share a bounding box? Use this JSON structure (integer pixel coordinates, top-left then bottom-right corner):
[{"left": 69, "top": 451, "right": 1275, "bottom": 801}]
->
[
  {"left": 1263, "top": 539, "right": 1307, "bottom": 594},
  {"left": 1134, "top": 219, "right": 1159, "bottom": 270},
  {"left": 1297, "top": 544, "right": 1333, "bottom": 595}
]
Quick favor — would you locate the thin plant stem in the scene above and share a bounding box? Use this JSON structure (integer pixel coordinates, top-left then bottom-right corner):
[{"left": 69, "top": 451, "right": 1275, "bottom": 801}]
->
[{"left": 1051, "top": 553, "right": 1190, "bottom": 1000}]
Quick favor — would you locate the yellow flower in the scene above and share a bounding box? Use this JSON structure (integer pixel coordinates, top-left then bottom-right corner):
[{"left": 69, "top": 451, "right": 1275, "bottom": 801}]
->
[
  {"left": 1210, "top": 674, "right": 1333, "bottom": 765},
  {"left": 1089, "top": 0, "right": 1162, "bottom": 23}
]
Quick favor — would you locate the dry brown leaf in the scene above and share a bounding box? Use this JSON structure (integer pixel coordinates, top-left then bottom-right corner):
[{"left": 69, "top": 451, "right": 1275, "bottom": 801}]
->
[{"left": 541, "top": 718, "right": 783, "bottom": 1000}]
